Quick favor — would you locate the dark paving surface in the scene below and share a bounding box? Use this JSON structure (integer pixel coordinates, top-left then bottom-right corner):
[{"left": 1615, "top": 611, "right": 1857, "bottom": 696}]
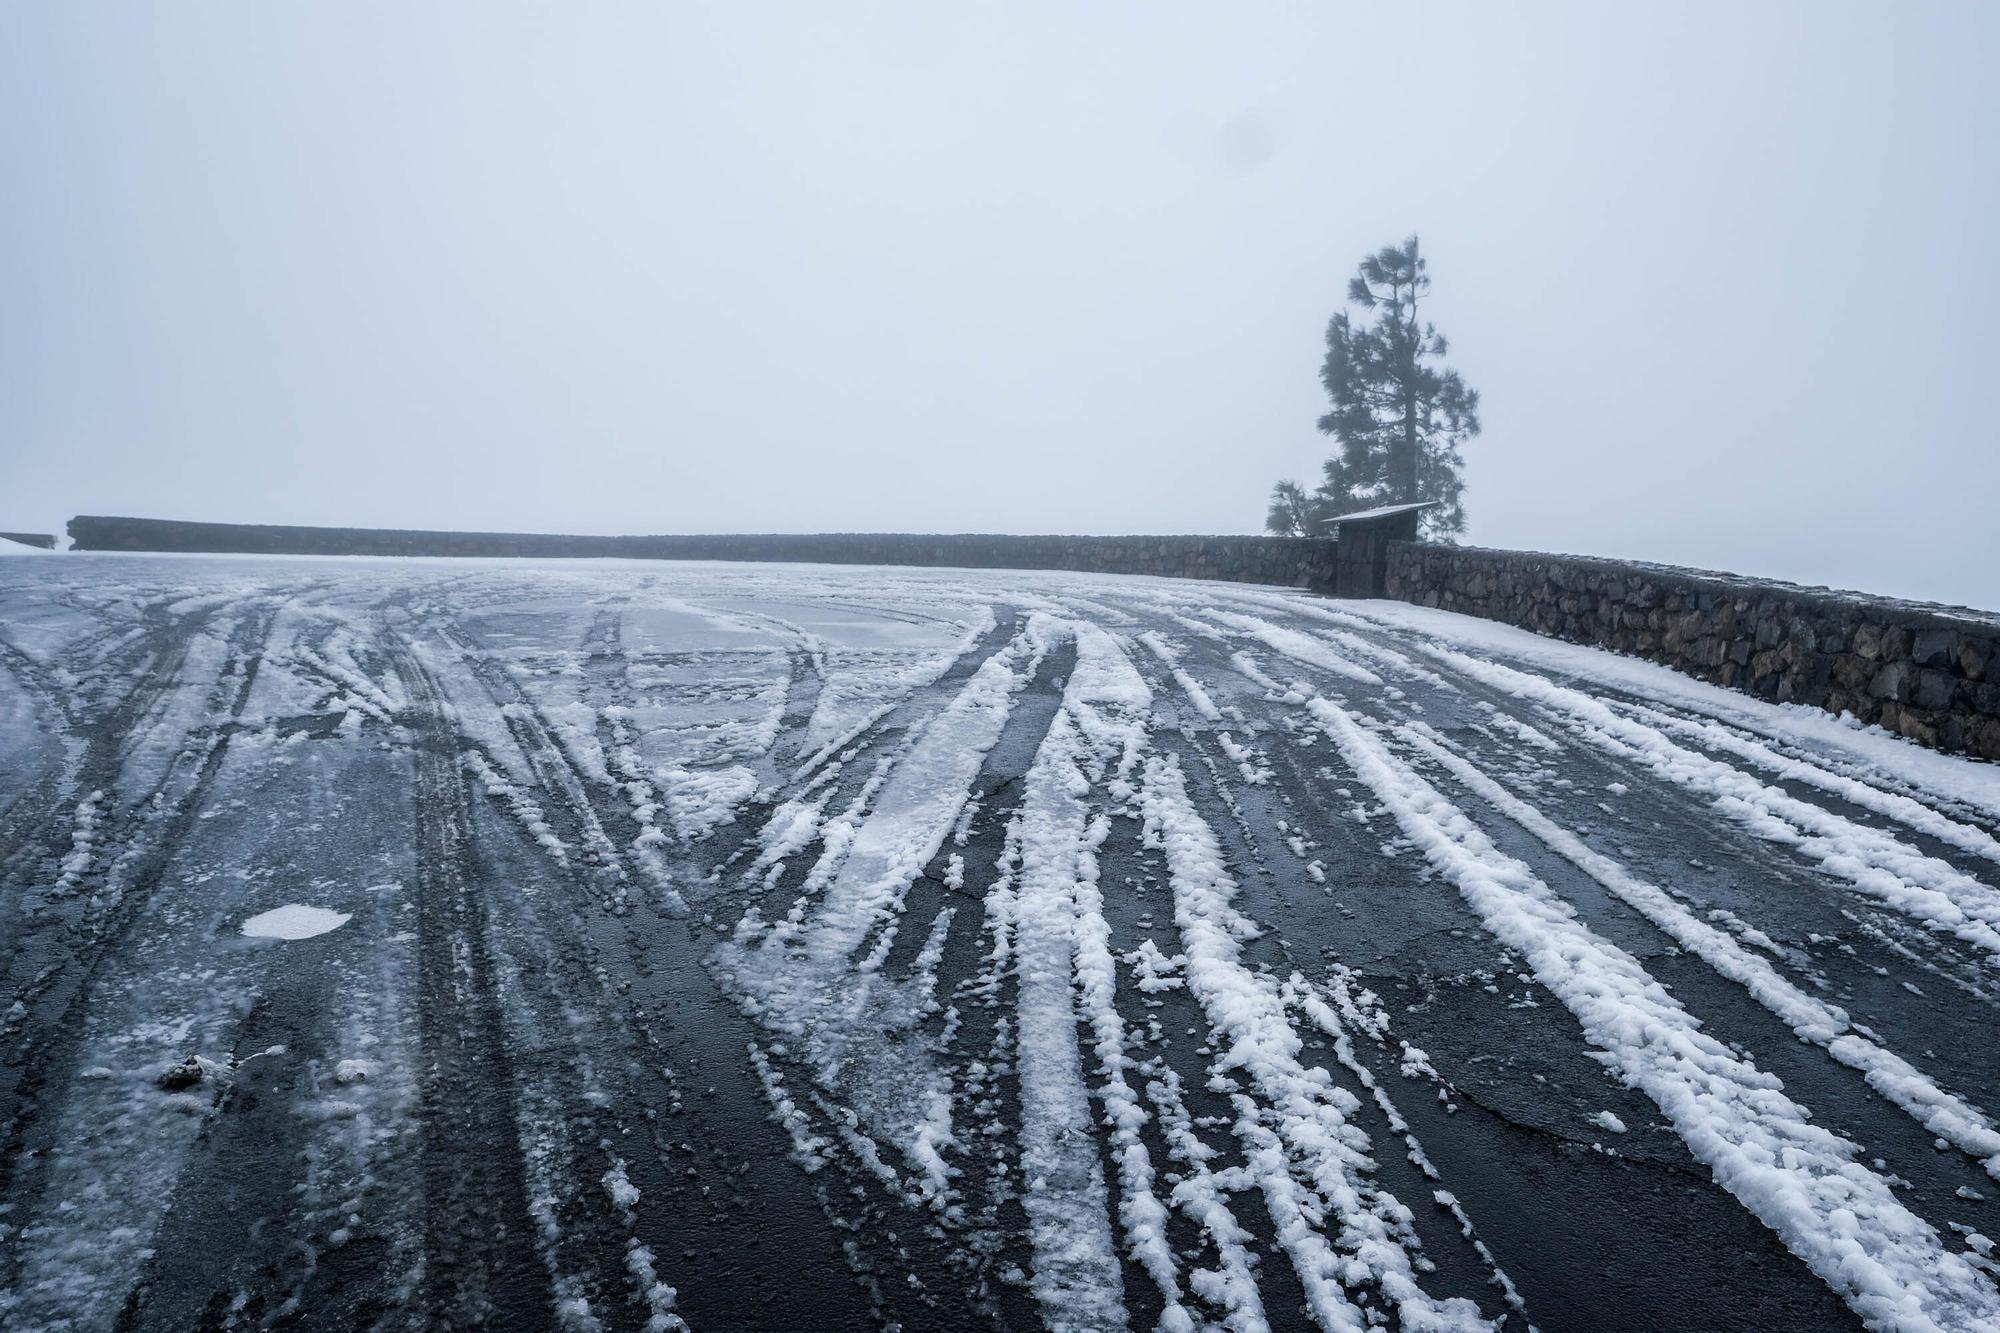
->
[{"left": 1, "top": 555, "right": 1996, "bottom": 1332}]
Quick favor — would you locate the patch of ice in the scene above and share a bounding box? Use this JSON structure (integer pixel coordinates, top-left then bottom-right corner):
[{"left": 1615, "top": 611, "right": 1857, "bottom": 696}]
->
[{"left": 241, "top": 904, "right": 351, "bottom": 940}]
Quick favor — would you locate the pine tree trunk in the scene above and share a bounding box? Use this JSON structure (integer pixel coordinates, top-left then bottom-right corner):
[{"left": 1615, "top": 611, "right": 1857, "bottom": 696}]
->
[
  {"left": 1401, "top": 385, "right": 1418, "bottom": 503},
  {"left": 1398, "top": 281, "right": 1420, "bottom": 504}
]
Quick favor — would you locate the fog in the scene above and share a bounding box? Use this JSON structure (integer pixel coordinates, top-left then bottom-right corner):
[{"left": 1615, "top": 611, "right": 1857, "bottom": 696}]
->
[{"left": 4, "top": 3, "right": 1995, "bottom": 608}]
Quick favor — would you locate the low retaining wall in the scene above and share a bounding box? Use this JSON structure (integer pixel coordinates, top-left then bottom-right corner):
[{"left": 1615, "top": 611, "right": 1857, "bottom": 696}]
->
[
  {"left": 0, "top": 532, "right": 55, "bottom": 550},
  {"left": 1386, "top": 543, "right": 2000, "bottom": 760},
  {"left": 65, "top": 516, "right": 1340, "bottom": 593},
  {"left": 67, "top": 514, "right": 1994, "bottom": 759}
]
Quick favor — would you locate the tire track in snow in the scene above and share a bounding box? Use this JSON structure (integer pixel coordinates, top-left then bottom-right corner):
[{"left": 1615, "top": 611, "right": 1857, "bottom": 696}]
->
[
  {"left": 115, "top": 880, "right": 417, "bottom": 1331},
  {"left": 1063, "top": 614, "right": 1498, "bottom": 1330},
  {"left": 1137, "top": 750, "right": 1497, "bottom": 1333},
  {"left": 1400, "top": 720, "right": 2000, "bottom": 1182},
  {"left": 0, "top": 601, "right": 221, "bottom": 884},
  {"left": 1310, "top": 693, "right": 2000, "bottom": 1333},
  {"left": 0, "top": 607, "right": 271, "bottom": 1240},
  {"left": 384, "top": 633, "right": 551, "bottom": 1329},
  {"left": 1003, "top": 673, "right": 1137, "bottom": 1331},
  {"left": 1, "top": 610, "right": 349, "bottom": 1329},
  {"left": 717, "top": 622, "right": 1057, "bottom": 1219},
  {"left": 1159, "top": 628, "right": 1872, "bottom": 1331},
  {"left": 1419, "top": 644, "right": 2000, "bottom": 967},
  {"left": 1124, "top": 616, "right": 1555, "bottom": 1327},
  {"left": 1613, "top": 699, "right": 2000, "bottom": 870},
  {"left": 397, "top": 604, "right": 720, "bottom": 1328},
  {"left": 431, "top": 607, "right": 987, "bottom": 1328},
  {"left": 1349, "top": 632, "right": 2000, "bottom": 1025}
]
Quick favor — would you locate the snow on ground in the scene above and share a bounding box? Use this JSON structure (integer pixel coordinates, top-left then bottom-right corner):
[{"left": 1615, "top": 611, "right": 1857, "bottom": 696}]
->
[
  {"left": 1, "top": 553, "right": 1997, "bottom": 1332},
  {"left": 240, "top": 904, "right": 353, "bottom": 940}
]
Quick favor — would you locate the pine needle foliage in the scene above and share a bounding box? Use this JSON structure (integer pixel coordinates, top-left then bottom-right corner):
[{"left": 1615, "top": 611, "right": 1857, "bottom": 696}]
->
[{"left": 1283, "top": 236, "right": 1480, "bottom": 540}]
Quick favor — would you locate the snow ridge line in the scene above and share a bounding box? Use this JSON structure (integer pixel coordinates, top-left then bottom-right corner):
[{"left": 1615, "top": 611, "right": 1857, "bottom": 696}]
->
[
  {"left": 982, "top": 618, "right": 1192, "bottom": 1329},
  {"left": 1308, "top": 694, "right": 2000, "bottom": 1333},
  {"left": 748, "top": 1040, "right": 833, "bottom": 1173},
  {"left": 1205, "top": 589, "right": 1451, "bottom": 686},
  {"left": 1421, "top": 644, "right": 2000, "bottom": 965},
  {"left": 1203, "top": 611, "right": 1384, "bottom": 687},
  {"left": 1031, "top": 624, "right": 1195, "bottom": 1328},
  {"left": 462, "top": 750, "right": 571, "bottom": 867},
  {"left": 290, "top": 645, "right": 399, "bottom": 723},
  {"left": 1614, "top": 699, "right": 2000, "bottom": 868},
  {"left": 1006, "top": 705, "right": 1139, "bottom": 1332},
  {"left": 1142, "top": 1063, "right": 1270, "bottom": 1333},
  {"left": 1139, "top": 631, "right": 1223, "bottom": 722},
  {"left": 1136, "top": 752, "right": 1494, "bottom": 1333},
  {"left": 50, "top": 787, "right": 105, "bottom": 893},
  {"left": 1284, "top": 974, "right": 1530, "bottom": 1319},
  {"left": 1402, "top": 720, "right": 2000, "bottom": 1181},
  {"left": 599, "top": 707, "right": 688, "bottom": 913},
  {"left": 488, "top": 698, "right": 634, "bottom": 911}
]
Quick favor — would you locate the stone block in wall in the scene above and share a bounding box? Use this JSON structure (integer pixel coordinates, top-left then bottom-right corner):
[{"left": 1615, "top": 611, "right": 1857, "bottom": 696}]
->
[
  {"left": 1915, "top": 669, "right": 1957, "bottom": 712},
  {"left": 1869, "top": 659, "right": 1916, "bottom": 702},
  {"left": 1912, "top": 629, "right": 1958, "bottom": 668},
  {"left": 1889, "top": 705, "right": 1941, "bottom": 746}
]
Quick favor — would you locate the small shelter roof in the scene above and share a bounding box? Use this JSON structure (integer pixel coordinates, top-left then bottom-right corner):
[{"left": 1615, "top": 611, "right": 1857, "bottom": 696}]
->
[{"left": 1324, "top": 501, "right": 1437, "bottom": 526}]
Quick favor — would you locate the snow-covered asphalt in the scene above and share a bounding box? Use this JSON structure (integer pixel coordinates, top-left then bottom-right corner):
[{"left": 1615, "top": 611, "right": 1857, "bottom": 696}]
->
[{"left": 2, "top": 554, "right": 1998, "bottom": 1333}]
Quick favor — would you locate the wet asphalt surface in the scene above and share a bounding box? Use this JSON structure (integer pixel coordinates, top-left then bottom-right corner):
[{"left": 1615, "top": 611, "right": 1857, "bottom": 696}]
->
[{"left": 1, "top": 555, "right": 1996, "bottom": 1332}]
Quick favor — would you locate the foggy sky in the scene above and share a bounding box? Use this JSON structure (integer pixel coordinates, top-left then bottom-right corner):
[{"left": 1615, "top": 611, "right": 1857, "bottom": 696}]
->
[{"left": 4, "top": 4, "right": 1996, "bottom": 608}]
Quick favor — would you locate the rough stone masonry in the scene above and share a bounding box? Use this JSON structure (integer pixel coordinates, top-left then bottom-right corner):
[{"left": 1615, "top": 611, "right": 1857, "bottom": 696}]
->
[{"left": 1386, "top": 542, "right": 2000, "bottom": 761}]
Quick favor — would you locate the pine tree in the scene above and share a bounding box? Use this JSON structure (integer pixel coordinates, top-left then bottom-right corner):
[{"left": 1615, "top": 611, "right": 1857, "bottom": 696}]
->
[
  {"left": 1306, "top": 237, "right": 1480, "bottom": 539},
  {"left": 1263, "top": 479, "right": 1328, "bottom": 537}
]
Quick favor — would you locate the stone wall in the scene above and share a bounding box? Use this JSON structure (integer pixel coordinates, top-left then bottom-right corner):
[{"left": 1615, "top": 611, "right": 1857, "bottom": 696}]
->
[
  {"left": 1386, "top": 542, "right": 2000, "bottom": 760},
  {"left": 0, "top": 532, "right": 55, "bottom": 550},
  {"left": 65, "top": 516, "right": 1340, "bottom": 593}
]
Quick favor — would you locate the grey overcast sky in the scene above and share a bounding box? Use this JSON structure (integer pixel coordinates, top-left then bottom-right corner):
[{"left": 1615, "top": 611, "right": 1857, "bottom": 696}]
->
[{"left": 3, "top": 4, "right": 1996, "bottom": 606}]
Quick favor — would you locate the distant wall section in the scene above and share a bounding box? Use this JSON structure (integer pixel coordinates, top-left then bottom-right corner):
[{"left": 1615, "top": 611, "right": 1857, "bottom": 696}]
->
[{"left": 65, "top": 516, "right": 1340, "bottom": 593}]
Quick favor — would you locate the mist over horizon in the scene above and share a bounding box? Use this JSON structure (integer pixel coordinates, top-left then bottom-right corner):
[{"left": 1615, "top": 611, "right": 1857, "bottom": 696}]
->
[{"left": 4, "top": 3, "right": 1997, "bottom": 608}]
